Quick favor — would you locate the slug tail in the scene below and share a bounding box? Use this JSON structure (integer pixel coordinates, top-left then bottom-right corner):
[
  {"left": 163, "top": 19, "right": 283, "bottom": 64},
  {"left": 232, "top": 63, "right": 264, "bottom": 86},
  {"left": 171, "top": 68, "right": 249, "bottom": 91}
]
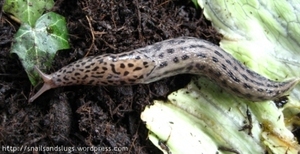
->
[
  {"left": 279, "top": 78, "right": 300, "bottom": 98},
  {"left": 28, "top": 66, "right": 55, "bottom": 103},
  {"left": 289, "top": 78, "right": 300, "bottom": 90}
]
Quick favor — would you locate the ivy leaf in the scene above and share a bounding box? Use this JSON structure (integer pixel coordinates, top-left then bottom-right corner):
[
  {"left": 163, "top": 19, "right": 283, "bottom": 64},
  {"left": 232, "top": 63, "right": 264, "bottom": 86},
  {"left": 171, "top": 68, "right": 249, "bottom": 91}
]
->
[
  {"left": 3, "top": 0, "right": 54, "bottom": 26},
  {"left": 11, "top": 12, "right": 70, "bottom": 85}
]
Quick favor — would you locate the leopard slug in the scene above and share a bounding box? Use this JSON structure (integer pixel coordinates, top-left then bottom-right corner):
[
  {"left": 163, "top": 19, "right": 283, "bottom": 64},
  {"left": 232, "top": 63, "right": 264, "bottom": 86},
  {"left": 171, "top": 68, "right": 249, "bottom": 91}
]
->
[{"left": 28, "top": 37, "right": 299, "bottom": 102}]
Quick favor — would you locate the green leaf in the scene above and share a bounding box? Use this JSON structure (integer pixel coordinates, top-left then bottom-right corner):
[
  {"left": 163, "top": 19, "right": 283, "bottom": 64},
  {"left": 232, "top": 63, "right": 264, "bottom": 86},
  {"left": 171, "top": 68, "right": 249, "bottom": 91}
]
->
[
  {"left": 191, "top": 0, "right": 199, "bottom": 9},
  {"left": 11, "top": 12, "right": 70, "bottom": 85},
  {"left": 3, "top": 0, "right": 54, "bottom": 26}
]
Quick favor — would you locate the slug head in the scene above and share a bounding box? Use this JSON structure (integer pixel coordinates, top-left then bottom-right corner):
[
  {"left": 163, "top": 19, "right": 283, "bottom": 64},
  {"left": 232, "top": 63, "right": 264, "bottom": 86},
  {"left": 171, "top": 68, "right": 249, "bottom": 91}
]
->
[{"left": 28, "top": 66, "right": 56, "bottom": 103}]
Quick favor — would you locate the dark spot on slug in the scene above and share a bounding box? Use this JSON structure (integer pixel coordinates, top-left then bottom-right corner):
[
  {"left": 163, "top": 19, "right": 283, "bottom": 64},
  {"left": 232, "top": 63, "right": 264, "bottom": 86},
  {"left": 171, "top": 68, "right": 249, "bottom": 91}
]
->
[
  {"left": 177, "top": 39, "right": 186, "bottom": 44},
  {"left": 267, "top": 84, "right": 278, "bottom": 88},
  {"left": 243, "top": 83, "right": 252, "bottom": 89},
  {"left": 135, "top": 56, "right": 141, "bottom": 60},
  {"left": 120, "top": 63, "right": 125, "bottom": 68},
  {"left": 128, "top": 63, "right": 134, "bottom": 67},
  {"left": 158, "top": 61, "right": 168, "bottom": 68},
  {"left": 237, "top": 62, "right": 246, "bottom": 70},
  {"left": 196, "top": 64, "right": 205, "bottom": 70},
  {"left": 212, "top": 57, "right": 218, "bottom": 62},
  {"left": 74, "top": 72, "right": 80, "bottom": 76},
  {"left": 257, "top": 88, "right": 264, "bottom": 92},
  {"left": 225, "top": 59, "right": 232, "bottom": 65},
  {"left": 138, "top": 75, "right": 143, "bottom": 79},
  {"left": 119, "top": 54, "right": 128, "bottom": 58},
  {"left": 279, "top": 81, "right": 289, "bottom": 86},
  {"left": 180, "top": 46, "right": 188, "bottom": 50},
  {"left": 143, "top": 55, "right": 151, "bottom": 60},
  {"left": 167, "top": 39, "right": 176, "bottom": 44},
  {"left": 228, "top": 71, "right": 240, "bottom": 82},
  {"left": 158, "top": 53, "right": 164, "bottom": 58},
  {"left": 82, "top": 75, "right": 89, "bottom": 80},
  {"left": 87, "top": 57, "right": 94, "bottom": 61},
  {"left": 92, "top": 66, "right": 99, "bottom": 71},
  {"left": 133, "top": 67, "right": 143, "bottom": 71},
  {"left": 110, "top": 55, "right": 117, "bottom": 59},
  {"left": 246, "top": 69, "right": 257, "bottom": 77},
  {"left": 221, "top": 64, "right": 227, "bottom": 70},
  {"left": 189, "top": 44, "right": 204, "bottom": 48},
  {"left": 241, "top": 74, "right": 249, "bottom": 81},
  {"left": 63, "top": 76, "right": 69, "bottom": 81},
  {"left": 173, "top": 57, "right": 179, "bottom": 63},
  {"left": 233, "top": 66, "right": 238, "bottom": 71},
  {"left": 102, "top": 67, "right": 108, "bottom": 70},
  {"left": 124, "top": 71, "right": 129, "bottom": 76},
  {"left": 96, "top": 71, "right": 105, "bottom": 74},
  {"left": 197, "top": 53, "right": 206, "bottom": 58},
  {"left": 98, "top": 59, "right": 104, "bottom": 63},
  {"left": 266, "top": 89, "right": 274, "bottom": 94},
  {"left": 181, "top": 55, "right": 189, "bottom": 60},
  {"left": 250, "top": 79, "right": 264, "bottom": 86},
  {"left": 110, "top": 64, "right": 120, "bottom": 75},
  {"left": 166, "top": 48, "right": 175, "bottom": 54},
  {"left": 91, "top": 75, "right": 103, "bottom": 78},
  {"left": 214, "top": 50, "right": 224, "bottom": 58},
  {"left": 128, "top": 51, "right": 135, "bottom": 56},
  {"left": 153, "top": 44, "right": 162, "bottom": 51}
]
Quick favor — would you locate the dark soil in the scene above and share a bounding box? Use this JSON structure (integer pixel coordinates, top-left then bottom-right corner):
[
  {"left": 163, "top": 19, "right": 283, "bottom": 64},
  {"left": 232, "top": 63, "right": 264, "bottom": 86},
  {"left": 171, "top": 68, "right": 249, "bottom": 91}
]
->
[{"left": 0, "top": 0, "right": 224, "bottom": 153}]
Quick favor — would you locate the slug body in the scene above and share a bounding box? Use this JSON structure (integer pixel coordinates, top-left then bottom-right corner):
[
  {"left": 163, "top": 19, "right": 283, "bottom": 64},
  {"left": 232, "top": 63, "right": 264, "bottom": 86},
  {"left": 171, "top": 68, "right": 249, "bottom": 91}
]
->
[{"left": 29, "top": 37, "right": 298, "bottom": 102}]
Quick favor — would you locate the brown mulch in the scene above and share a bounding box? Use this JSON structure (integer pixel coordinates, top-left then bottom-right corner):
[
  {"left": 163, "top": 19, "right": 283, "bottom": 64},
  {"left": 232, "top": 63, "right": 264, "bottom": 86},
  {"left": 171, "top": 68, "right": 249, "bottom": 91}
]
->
[{"left": 1, "top": 0, "right": 298, "bottom": 153}]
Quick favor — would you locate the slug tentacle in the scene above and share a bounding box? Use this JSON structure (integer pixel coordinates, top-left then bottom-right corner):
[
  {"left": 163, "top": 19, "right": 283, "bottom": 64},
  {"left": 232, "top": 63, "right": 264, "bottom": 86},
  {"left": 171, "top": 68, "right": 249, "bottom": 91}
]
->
[{"left": 28, "top": 37, "right": 299, "bottom": 102}]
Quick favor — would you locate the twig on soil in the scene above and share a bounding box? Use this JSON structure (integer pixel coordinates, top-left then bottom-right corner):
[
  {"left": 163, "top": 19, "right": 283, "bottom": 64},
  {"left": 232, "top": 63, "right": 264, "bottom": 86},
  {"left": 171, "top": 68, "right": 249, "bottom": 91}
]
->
[{"left": 84, "top": 15, "right": 95, "bottom": 57}]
